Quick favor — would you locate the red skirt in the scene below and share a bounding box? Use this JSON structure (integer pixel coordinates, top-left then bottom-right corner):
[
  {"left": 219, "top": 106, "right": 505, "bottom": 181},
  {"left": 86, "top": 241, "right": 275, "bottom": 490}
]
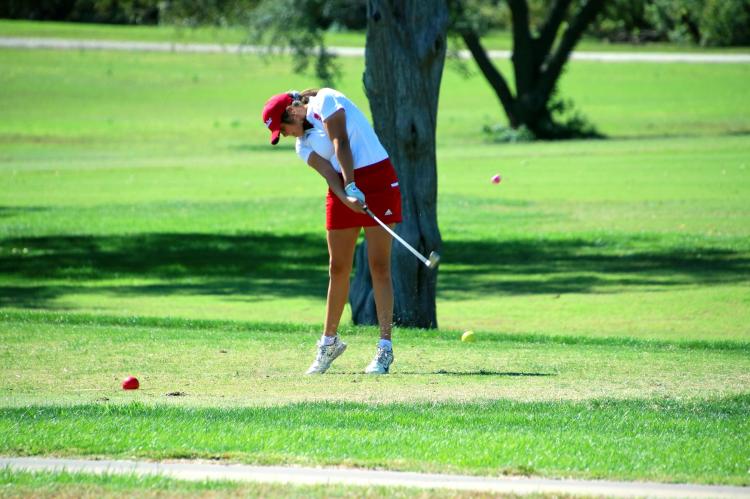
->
[{"left": 326, "top": 158, "right": 403, "bottom": 230}]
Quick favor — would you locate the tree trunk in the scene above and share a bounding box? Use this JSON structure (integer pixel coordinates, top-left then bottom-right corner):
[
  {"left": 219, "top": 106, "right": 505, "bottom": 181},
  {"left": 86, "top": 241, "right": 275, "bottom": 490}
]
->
[{"left": 349, "top": 0, "right": 448, "bottom": 329}]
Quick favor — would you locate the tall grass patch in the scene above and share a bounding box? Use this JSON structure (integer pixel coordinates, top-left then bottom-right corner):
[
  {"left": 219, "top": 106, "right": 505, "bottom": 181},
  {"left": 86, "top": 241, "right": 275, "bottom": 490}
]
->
[{"left": 2, "top": 397, "right": 748, "bottom": 485}]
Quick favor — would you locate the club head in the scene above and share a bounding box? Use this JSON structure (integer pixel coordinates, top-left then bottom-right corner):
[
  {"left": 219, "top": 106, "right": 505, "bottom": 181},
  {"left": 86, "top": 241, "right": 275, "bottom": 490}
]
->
[{"left": 426, "top": 251, "right": 441, "bottom": 269}]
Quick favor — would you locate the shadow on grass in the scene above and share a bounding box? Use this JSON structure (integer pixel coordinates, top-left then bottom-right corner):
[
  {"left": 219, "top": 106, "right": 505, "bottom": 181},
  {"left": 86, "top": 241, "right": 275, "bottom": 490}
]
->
[
  {"left": 611, "top": 128, "right": 750, "bottom": 141},
  {"left": 1, "top": 230, "right": 748, "bottom": 308},
  {"left": 0, "top": 206, "right": 47, "bottom": 219},
  {"left": 439, "top": 238, "right": 750, "bottom": 297},
  {"left": 0, "top": 232, "right": 330, "bottom": 308}
]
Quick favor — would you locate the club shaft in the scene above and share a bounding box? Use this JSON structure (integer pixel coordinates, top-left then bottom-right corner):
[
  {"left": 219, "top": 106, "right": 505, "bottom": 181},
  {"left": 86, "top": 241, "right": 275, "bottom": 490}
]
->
[{"left": 363, "top": 206, "right": 430, "bottom": 266}]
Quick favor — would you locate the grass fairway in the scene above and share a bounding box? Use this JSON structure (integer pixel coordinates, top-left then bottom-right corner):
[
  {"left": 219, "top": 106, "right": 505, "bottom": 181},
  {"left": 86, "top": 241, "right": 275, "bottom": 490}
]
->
[
  {"left": 5, "top": 327, "right": 746, "bottom": 485},
  {"left": 1, "top": 47, "right": 748, "bottom": 339},
  {"left": 2, "top": 312, "right": 749, "bottom": 484},
  {"left": 1, "top": 21, "right": 750, "bottom": 490}
]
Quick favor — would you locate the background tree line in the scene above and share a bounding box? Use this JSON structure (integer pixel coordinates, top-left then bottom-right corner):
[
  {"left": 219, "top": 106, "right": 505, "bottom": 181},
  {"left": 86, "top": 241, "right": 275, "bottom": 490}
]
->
[{"left": 3, "top": 0, "right": 749, "bottom": 47}]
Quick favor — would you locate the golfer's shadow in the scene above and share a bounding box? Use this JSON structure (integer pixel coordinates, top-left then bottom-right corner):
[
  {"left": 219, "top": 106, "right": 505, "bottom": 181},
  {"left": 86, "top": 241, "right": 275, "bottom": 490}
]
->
[
  {"left": 336, "top": 370, "right": 554, "bottom": 376},
  {"left": 429, "top": 369, "right": 554, "bottom": 377}
]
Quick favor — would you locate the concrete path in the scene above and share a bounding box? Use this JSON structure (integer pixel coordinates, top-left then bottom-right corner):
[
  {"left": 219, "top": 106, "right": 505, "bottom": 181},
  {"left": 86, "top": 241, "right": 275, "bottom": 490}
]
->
[
  {"left": 2, "top": 36, "right": 749, "bottom": 63},
  {"left": 2, "top": 456, "right": 749, "bottom": 498}
]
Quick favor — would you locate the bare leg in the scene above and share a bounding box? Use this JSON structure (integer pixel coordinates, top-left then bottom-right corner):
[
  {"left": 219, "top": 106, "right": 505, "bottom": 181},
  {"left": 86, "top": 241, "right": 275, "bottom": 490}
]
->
[
  {"left": 364, "top": 224, "right": 394, "bottom": 341},
  {"left": 324, "top": 227, "right": 360, "bottom": 336}
]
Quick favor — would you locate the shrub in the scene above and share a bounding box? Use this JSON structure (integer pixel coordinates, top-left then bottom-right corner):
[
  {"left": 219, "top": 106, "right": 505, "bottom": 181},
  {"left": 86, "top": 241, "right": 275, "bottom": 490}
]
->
[
  {"left": 700, "top": 0, "right": 750, "bottom": 46},
  {"left": 0, "top": 0, "right": 162, "bottom": 24},
  {"left": 643, "top": 0, "right": 703, "bottom": 44}
]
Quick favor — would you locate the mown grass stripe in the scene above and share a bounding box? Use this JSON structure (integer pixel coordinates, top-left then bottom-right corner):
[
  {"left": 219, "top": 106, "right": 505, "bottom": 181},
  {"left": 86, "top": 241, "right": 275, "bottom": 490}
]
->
[{"left": 2, "top": 309, "right": 748, "bottom": 353}]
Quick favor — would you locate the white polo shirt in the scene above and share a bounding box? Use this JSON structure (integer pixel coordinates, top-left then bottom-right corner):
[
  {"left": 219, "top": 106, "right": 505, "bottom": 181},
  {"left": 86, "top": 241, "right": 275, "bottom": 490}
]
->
[
  {"left": 296, "top": 128, "right": 342, "bottom": 172},
  {"left": 301, "top": 88, "right": 389, "bottom": 169}
]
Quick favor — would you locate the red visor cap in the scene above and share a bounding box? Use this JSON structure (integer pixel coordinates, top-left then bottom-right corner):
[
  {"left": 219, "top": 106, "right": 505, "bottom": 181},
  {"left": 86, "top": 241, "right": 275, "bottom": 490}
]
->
[{"left": 262, "top": 93, "right": 294, "bottom": 145}]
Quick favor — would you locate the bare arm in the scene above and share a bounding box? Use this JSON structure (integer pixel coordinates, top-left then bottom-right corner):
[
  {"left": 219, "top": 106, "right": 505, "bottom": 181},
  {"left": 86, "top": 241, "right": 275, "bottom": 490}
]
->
[
  {"left": 323, "top": 108, "right": 355, "bottom": 186},
  {"left": 307, "top": 152, "right": 364, "bottom": 213}
]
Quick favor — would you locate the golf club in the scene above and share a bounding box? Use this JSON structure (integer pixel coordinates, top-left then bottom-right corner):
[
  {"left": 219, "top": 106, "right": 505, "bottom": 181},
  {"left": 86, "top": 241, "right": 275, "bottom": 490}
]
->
[{"left": 362, "top": 205, "right": 440, "bottom": 269}]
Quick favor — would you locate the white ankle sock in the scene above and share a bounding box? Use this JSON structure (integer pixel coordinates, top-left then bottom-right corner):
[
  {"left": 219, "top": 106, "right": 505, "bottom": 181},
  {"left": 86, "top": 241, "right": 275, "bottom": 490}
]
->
[
  {"left": 321, "top": 334, "right": 336, "bottom": 346},
  {"left": 378, "top": 339, "right": 392, "bottom": 350}
]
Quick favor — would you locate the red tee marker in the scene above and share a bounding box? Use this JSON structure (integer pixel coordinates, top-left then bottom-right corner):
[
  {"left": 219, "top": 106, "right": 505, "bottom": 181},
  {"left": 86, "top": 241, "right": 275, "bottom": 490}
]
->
[{"left": 122, "top": 376, "right": 139, "bottom": 390}]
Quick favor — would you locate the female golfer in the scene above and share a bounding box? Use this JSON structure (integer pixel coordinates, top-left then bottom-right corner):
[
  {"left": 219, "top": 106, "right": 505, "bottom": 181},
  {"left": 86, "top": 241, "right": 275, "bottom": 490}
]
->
[{"left": 261, "top": 88, "right": 402, "bottom": 374}]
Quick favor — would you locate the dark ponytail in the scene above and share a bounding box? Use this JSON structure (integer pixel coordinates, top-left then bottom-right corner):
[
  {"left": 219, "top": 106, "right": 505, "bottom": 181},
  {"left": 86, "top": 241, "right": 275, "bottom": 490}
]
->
[
  {"left": 287, "top": 88, "right": 318, "bottom": 105},
  {"left": 281, "top": 88, "right": 319, "bottom": 124}
]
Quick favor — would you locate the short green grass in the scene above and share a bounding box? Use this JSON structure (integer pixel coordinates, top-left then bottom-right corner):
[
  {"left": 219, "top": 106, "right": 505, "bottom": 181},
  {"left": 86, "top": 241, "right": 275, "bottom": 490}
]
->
[{"left": 1, "top": 20, "right": 749, "bottom": 489}]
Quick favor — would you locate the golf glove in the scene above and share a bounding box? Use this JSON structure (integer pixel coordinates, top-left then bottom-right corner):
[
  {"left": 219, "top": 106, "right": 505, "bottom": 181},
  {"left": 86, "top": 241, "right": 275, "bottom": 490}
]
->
[{"left": 344, "top": 182, "right": 366, "bottom": 205}]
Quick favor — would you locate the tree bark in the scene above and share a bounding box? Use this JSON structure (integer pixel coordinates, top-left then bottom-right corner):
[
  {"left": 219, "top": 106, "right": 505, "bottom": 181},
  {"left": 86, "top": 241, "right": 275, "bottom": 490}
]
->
[
  {"left": 349, "top": 0, "right": 448, "bottom": 329},
  {"left": 507, "top": 0, "right": 534, "bottom": 96}
]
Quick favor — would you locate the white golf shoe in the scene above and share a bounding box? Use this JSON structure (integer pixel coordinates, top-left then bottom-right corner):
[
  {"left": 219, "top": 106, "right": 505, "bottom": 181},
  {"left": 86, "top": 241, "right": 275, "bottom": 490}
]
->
[
  {"left": 364, "top": 346, "right": 394, "bottom": 374},
  {"left": 305, "top": 336, "right": 347, "bottom": 374}
]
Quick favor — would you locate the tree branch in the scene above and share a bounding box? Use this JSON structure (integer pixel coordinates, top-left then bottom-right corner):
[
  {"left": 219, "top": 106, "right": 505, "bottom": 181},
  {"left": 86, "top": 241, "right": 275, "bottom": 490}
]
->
[
  {"left": 536, "top": 0, "right": 604, "bottom": 107},
  {"left": 459, "top": 29, "right": 518, "bottom": 126},
  {"left": 535, "top": 0, "right": 571, "bottom": 61}
]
